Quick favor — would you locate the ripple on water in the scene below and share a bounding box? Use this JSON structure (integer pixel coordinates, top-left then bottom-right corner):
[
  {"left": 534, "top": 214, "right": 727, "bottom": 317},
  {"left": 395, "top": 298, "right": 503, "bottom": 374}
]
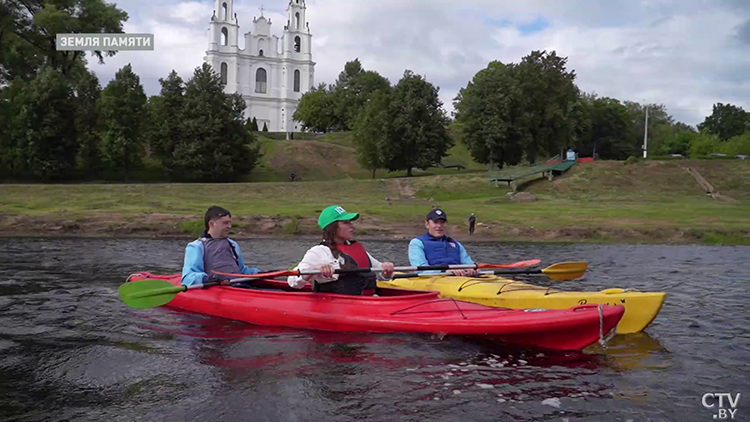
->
[{"left": 0, "top": 239, "right": 748, "bottom": 422}]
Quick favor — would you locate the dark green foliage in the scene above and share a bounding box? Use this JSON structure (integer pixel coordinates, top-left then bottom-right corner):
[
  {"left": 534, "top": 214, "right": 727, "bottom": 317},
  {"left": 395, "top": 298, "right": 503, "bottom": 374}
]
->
[
  {"left": 353, "top": 89, "right": 392, "bottom": 178},
  {"left": 354, "top": 70, "right": 452, "bottom": 177},
  {"left": 453, "top": 61, "right": 525, "bottom": 168},
  {"left": 453, "top": 51, "right": 577, "bottom": 167},
  {"left": 293, "top": 83, "right": 338, "bottom": 132},
  {"left": 248, "top": 117, "right": 259, "bottom": 132},
  {"left": 0, "top": 0, "right": 128, "bottom": 83},
  {"left": 294, "top": 59, "right": 390, "bottom": 133},
  {"left": 333, "top": 59, "right": 391, "bottom": 130},
  {"left": 168, "top": 63, "right": 261, "bottom": 182},
  {"left": 385, "top": 70, "right": 453, "bottom": 176},
  {"left": 514, "top": 51, "right": 578, "bottom": 164},
  {"left": 98, "top": 64, "right": 147, "bottom": 179},
  {"left": 4, "top": 66, "right": 79, "bottom": 180},
  {"left": 698, "top": 103, "right": 749, "bottom": 141},
  {"left": 74, "top": 70, "right": 103, "bottom": 174},
  {"left": 148, "top": 70, "right": 185, "bottom": 171}
]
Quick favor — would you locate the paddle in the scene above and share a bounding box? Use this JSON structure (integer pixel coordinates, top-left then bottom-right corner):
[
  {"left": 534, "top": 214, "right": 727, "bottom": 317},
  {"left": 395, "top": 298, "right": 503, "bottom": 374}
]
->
[
  {"left": 119, "top": 259, "right": 543, "bottom": 309},
  {"left": 118, "top": 277, "right": 255, "bottom": 309},
  {"left": 392, "top": 262, "right": 588, "bottom": 282},
  {"left": 212, "top": 259, "right": 543, "bottom": 279}
]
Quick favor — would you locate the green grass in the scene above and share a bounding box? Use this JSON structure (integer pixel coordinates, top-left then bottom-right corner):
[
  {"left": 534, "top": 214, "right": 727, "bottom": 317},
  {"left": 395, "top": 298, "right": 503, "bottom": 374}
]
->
[
  {"left": 1, "top": 156, "right": 748, "bottom": 244},
  {"left": 179, "top": 219, "right": 204, "bottom": 235},
  {"left": 241, "top": 131, "right": 488, "bottom": 182}
]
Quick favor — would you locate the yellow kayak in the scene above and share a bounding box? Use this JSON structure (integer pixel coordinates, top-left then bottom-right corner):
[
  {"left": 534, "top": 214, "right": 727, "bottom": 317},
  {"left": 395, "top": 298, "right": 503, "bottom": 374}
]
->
[{"left": 379, "top": 274, "right": 666, "bottom": 334}]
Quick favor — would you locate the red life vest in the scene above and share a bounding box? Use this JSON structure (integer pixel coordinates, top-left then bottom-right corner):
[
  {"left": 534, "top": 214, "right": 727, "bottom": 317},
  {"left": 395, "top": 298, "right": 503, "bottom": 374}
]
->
[
  {"left": 337, "top": 241, "right": 370, "bottom": 268},
  {"left": 314, "top": 241, "right": 377, "bottom": 296}
]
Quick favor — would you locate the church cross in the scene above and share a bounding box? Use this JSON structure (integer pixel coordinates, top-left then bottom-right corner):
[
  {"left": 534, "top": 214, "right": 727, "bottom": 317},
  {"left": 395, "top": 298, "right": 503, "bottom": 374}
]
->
[{"left": 259, "top": 5, "right": 265, "bottom": 17}]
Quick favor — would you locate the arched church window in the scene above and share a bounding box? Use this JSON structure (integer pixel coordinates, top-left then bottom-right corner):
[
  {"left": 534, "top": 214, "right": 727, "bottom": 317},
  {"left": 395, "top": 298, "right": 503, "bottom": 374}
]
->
[
  {"left": 294, "top": 36, "right": 301, "bottom": 52},
  {"left": 294, "top": 70, "right": 300, "bottom": 92},
  {"left": 221, "top": 27, "right": 228, "bottom": 46},
  {"left": 295, "top": 12, "right": 300, "bottom": 29},
  {"left": 222, "top": 3, "right": 227, "bottom": 20},
  {"left": 255, "top": 68, "right": 267, "bottom": 93},
  {"left": 259, "top": 49, "right": 264, "bottom": 56},
  {"left": 220, "top": 62, "right": 227, "bottom": 85}
]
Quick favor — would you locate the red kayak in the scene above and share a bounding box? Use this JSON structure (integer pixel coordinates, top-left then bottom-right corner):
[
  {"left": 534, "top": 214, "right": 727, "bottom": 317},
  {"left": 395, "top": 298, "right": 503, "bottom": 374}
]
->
[{"left": 126, "top": 272, "right": 624, "bottom": 352}]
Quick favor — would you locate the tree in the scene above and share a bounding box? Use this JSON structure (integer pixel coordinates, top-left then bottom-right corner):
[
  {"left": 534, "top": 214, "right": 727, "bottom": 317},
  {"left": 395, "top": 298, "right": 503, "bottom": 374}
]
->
[
  {"left": 653, "top": 122, "right": 695, "bottom": 156},
  {"left": 74, "top": 70, "right": 103, "bottom": 174},
  {"left": 513, "top": 50, "right": 578, "bottom": 164},
  {"left": 170, "top": 63, "right": 260, "bottom": 181},
  {"left": 294, "top": 59, "right": 391, "bottom": 132},
  {"left": 148, "top": 70, "right": 185, "bottom": 171},
  {"left": 453, "top": 60, "right": 524, "bottom": 168},
  {"left": 0, "top": 78, "right": 26, "bottom": 177},
  {"left": 294, "top": 83, "right": 338, "bottom": 132},
  {"left": 624, "top": 101, "right": 674, "bottom": 157},
  {"left": 587, "top": 97, "right": 631, "bottom": 159},
  {"left": 10, "top": 66, "right": 79, "bottom": 180},
  {"left": 698, "top": 103, "right": 749, "bottom": 141},
  {"left": 381, "top": 70, "right": 453, "bottom": 177},
  {"left": 262, "top": 121, "right": 268, "bottom": 132},
  {"left": 453, "top": 52, "right": 577, "bottom": 167},
  {"left": 247, "top": 116, "right": 259, "bottom": 132},
  {"left": 333, "top": 59, "right": 391, "bottom": 130},
  {"left": 720, "top": 132, "right": 750, "bottom": 156},
  {"left": 353, "top": 89, "right": 392, "bottom": 178},
  {"left": 1, "top": 0, "right": 128, "bottom": 83},
  {"left": 689, "top": 132, "right": 721, "bottom": 157},
  {"left": 567, "top": 90, "right": 593, "bottom": 154},
  {"left": 98, "top": 64, "right": 147, "bottom": 179}
]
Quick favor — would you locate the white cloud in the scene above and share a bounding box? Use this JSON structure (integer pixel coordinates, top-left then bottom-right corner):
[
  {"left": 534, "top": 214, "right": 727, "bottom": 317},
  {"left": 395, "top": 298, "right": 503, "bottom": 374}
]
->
[{"left": 85, "top": 0, "right": 750, "bottom": 126}]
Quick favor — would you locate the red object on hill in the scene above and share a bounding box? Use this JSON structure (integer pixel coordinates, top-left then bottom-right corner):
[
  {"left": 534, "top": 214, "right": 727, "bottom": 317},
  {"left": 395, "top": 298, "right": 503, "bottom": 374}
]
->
[{"left": 577, "top": 157, "right": 594, "bottom": 163}]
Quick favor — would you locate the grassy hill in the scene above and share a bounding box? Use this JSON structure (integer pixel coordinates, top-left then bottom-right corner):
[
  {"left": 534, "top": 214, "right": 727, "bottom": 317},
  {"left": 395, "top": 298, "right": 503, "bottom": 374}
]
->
[
  {"left": 246, "top": 132, "right": 487, "bottom": 182},
  {"left": 0, "top": 149, "right": 748, "bottom": 244}
]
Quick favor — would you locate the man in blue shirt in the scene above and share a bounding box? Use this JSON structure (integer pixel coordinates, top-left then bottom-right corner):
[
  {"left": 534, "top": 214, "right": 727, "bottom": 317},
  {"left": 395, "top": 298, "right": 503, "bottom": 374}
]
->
[
  {"left": 181, "top": 206, "right": 260, "bottom": 286},
  {"left": 408, "top": 209, "right": 477, "bottom": 276}
]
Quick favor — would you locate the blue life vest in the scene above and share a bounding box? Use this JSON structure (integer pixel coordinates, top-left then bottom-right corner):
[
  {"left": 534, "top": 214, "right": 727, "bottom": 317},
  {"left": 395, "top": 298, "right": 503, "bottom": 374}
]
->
[{"left": 417, "top": 233, "right": 462, "bottom": 265}]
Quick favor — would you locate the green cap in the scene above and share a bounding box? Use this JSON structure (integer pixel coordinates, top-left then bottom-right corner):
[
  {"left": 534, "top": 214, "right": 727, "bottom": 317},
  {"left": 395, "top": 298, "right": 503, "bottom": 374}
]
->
[{"left": 318, "top": 205, "right": 359, "bottom": 229}]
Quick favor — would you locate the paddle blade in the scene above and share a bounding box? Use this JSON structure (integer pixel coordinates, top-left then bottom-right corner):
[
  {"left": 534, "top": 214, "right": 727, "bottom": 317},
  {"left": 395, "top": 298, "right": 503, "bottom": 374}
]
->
[
  {"left": 478, "top": 259, "right": 541, "bottom": 269},
  {"left": 118, "top": 279, "right": 184, "bottom": 309},
  {"left": 542, "top": 262, "right": 588, "bottom": 281}
]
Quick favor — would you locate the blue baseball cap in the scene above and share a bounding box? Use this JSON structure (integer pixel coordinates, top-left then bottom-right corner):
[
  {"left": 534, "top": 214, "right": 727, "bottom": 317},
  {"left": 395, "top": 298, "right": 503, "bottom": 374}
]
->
[{"left": 426, "top": 209, "right": 447, "bottom": 222}]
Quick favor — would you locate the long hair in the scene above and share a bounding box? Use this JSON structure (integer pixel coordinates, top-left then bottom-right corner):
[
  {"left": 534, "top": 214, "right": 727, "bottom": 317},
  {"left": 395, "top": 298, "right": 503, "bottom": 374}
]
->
[{"left": 322, "top": 222, "right": 340, "bottom": 258}]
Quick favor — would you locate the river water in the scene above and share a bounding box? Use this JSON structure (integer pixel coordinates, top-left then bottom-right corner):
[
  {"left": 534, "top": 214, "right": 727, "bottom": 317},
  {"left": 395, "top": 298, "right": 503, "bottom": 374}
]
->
[{"left": 0, "top": 238, "right": 748, "bottom": 422}]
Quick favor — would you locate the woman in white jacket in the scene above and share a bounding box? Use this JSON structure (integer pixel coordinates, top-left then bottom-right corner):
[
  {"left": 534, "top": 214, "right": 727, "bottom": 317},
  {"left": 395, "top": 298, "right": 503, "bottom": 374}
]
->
[{"left": 287, "top": 205, "right": 395, "bottom": 295}]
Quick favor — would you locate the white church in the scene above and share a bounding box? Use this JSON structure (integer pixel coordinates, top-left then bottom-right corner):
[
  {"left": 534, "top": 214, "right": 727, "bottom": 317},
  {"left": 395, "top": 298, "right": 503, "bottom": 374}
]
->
[{"left": 205, "top": 0, "right": 315, "bottom": 134}]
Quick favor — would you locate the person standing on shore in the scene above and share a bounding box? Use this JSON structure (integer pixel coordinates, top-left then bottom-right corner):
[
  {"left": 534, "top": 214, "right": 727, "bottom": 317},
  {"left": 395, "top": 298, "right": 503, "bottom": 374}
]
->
[{"left": 469, "top": 213, "right": 476, "bottom": 235}]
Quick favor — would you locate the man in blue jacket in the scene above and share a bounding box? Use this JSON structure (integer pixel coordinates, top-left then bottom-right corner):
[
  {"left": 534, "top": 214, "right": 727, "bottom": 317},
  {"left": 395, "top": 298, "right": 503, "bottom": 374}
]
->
[
  {"left": 408, "top": 209, "right": 477, "bottom": 276},
  {"left": 181, "top": 206, "right": 260, "bottom": 286}
]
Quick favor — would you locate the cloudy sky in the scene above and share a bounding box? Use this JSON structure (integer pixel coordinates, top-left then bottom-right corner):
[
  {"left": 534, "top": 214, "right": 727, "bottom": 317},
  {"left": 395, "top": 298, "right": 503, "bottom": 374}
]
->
[{"left": 85, "top": 0, "right": 750, "bottom": 126}]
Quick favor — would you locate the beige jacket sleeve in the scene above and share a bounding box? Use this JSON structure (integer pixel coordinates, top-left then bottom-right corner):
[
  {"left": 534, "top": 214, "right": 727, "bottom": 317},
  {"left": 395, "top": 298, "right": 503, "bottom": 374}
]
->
[
  {"left": 287, "top": 245, "right": 393, "bottom": 288},
  {"left": 287, "top": 245, "right": 342, "bottom": 289}
]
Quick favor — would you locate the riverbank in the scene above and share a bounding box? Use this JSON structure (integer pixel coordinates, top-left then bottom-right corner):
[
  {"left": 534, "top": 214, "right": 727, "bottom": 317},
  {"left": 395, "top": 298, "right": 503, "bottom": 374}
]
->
[{"left": 1, "top": 160, "right": 748, "bottom": 244}]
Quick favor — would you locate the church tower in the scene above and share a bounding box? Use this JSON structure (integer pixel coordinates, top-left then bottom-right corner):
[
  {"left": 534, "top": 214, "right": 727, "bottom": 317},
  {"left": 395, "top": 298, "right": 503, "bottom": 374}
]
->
[
  {"left": 204, "top": 0, "right": 316, "bottom": 135},
  {"left": 282, "top": 0, "right": 312, "bottom": 61},
  {"left": 207, "top": 0, "right": 240, "bottom": 91}
]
